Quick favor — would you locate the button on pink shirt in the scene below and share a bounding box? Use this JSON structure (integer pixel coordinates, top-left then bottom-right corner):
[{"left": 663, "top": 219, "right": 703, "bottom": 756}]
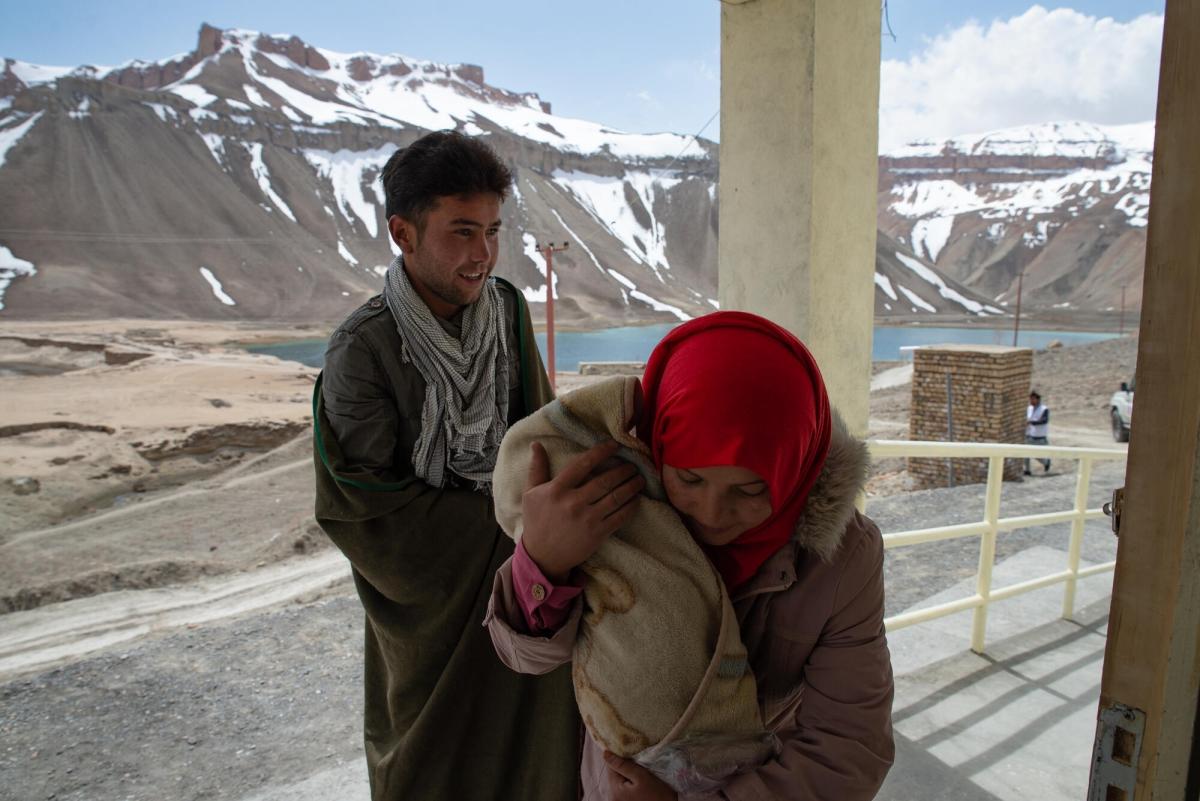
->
[{"left": 511, "top": 540, "right": 582, "bottom": 634}]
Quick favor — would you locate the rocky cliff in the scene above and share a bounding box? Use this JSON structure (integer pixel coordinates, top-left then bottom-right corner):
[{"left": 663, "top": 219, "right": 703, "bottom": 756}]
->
[
  {"left": 0, "top": 25, "right": 1066, "bottom": 326},
  {"left": 878, "top": 121, "right": 1151, "bottom": 315}
]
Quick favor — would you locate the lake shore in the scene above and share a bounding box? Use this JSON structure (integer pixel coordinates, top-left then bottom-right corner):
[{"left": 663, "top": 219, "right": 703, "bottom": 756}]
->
[{"left": 531, "top": 310, "right": 1132, "bottom": 335}]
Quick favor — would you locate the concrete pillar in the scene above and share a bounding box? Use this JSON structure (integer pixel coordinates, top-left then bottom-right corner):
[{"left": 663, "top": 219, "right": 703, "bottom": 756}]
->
[{"left": 719, "top": 0, "right": 880, "bottom": 433}]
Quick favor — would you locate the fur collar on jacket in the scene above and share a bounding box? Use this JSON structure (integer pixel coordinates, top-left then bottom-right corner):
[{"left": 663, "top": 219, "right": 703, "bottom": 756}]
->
[{"left": 792, "top": 411, "right": 870, "bottom": 562}]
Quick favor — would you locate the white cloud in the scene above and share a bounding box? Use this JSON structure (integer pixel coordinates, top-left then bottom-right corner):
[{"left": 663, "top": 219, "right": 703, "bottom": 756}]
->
[{"left": 879, "top": 6, "right": 1163, "bottom": 152}]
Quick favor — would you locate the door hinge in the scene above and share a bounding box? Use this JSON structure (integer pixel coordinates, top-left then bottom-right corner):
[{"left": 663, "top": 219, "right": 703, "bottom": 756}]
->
[
  {"left": 1088, "top": 703, "right": 1145, "bottom": 800},
  {"left": 1103, "top": 487, "right": 1125, "bottom": 536}
]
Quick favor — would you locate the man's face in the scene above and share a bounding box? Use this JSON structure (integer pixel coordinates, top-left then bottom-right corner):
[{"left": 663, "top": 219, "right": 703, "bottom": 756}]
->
[
  {"left": 389, "top": 192, "right": 503, "bottom": 319},
  {"left": 1030, "top": 394, "right": 1040, "bottom": 405}
]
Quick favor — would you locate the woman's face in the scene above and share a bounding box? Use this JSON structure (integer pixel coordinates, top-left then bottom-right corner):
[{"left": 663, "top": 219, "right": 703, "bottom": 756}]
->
[{"left": 662, "top": 464, "right": 773, "bottom": 546}]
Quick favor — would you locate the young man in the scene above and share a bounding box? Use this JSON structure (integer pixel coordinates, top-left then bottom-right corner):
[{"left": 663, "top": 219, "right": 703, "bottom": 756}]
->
[
  {"left": 1025, "top": 390, "right": 1051, "bottom": 475},
  {"left": 312, "top": 131, "right": 582, "bottom": 800}
]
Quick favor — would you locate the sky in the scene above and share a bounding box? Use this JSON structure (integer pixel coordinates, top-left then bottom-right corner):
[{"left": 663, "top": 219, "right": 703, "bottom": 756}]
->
[{"left": 0, "top": 1, "right": 1167, "bottom": 151}]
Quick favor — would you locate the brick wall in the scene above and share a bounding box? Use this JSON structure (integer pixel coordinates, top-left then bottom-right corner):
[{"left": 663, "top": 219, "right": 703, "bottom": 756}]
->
[{"left": 908, "top": 345, "right": 1033, "bottom": 488}]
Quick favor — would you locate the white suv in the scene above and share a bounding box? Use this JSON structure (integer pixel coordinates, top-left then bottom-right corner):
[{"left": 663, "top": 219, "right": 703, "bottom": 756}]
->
[{"left": 1110, "top": 378, "right": 1134, "bottom": 443}]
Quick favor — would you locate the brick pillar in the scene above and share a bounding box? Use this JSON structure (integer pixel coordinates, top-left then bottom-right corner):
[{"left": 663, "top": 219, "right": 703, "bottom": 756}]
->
[{"left": 908, "top": 345, "right": 1034, "bottom": 488}]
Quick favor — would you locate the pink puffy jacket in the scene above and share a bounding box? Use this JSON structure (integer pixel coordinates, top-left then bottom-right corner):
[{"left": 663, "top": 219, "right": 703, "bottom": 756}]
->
[{"left": 485, "top": 414, "right": 895, "bottom": 800}]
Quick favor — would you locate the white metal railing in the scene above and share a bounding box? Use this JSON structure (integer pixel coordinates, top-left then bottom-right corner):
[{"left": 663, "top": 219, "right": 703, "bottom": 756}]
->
[{"left": 865, "top": 440, "right": 1126, "bottom": 653}]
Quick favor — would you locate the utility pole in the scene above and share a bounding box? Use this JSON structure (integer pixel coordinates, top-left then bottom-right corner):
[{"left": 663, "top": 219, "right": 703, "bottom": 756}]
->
[
  {"left": 537, "top": 240, "right": 569, "bottom": 391},
  {"left": 1012, "top": 271, "right": 1025, "bottom": 347},
  {"left": 1119, "top": 284, "right": 1127, "bottom": 335}
]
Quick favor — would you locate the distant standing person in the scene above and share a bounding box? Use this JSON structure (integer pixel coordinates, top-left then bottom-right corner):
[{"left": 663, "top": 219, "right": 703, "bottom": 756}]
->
[
  {"left": 1025, "top": 390, "right": 1051, "bottom": 475},
  {"left": 312, "top": 131, "right": 585, "bottom": 800}
]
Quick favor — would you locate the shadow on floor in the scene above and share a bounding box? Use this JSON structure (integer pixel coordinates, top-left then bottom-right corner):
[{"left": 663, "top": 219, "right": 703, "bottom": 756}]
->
[{"left": 878, "top": 731, "right": 1008, "bottom": 801}]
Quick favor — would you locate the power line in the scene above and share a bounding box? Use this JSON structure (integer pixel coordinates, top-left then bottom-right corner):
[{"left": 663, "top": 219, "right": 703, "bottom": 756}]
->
[
  {"left": 660, "top": 108, "right": 720, "bottom": 175},
  {"left": 882, "top": 0, "right": 898, "bottom": 43}
]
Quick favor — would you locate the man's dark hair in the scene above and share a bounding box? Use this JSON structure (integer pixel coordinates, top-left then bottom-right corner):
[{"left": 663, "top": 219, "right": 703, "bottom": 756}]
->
[{"left": 381, "top": 131, "right": 512, "bottom": 228}]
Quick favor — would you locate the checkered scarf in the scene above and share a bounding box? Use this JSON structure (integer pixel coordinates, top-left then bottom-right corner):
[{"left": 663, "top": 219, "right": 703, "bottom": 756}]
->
[{"left": 383, "top": 255, "right": 509, "bottom": 492}]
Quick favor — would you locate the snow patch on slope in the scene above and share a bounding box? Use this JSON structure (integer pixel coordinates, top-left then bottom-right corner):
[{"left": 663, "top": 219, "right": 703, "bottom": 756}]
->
[
  {"left": 628, "top": 290, "right": 691, "bottom": 321},
  {"left": 14, "top": 30, "right": 707, "bottom": 163},
  {"left": 890, "top": 158, "right": 1153, "bottom": 230},
  {"left": 606, "top": 268, "right": 691, "bottom": 320},
  {"left": 198, "top": 133, "right": 225, "bottom": 166},
  {"left": 894, "top": 252, "right": 999, "bottom": 315},
  {"left": 144, "top": 103, "right": 178, "bottom": 123},
  {"left": 68, "top": 97, "right": 92, "bottom": 119},
  {"left": 199, "top": 267, "right": 236, "bottom": 306},
  {"left": 7, "top": 61, "right": 74, "bottom": 86},
  {"left": 910, "top": 216, "right": 954, "bottom": 262},
  {"left": 897, "top": 285, "right": 937, "bottom": 313},
  {"left": 891, "top": 180, "right": 983, "bottom": 218},
  {"left": 302, "top": 148, "right": 392, "bottom": 238},
  {"left": 0, "top": 111, "right": 44, "bottom": 168},
  {"left": 552, "top": 170, "right": 677, "bottom": 278},
  {"left": 0, "top": 246, "right": 36, "bottom": 311},
  {"left": 1114, "top": 192, "right": 1150, "bottom": 228},
  {"left": 310, "top": 52, "right": 696, "bottom": 158},
  {"left": 245, "top": 143, "right": 296, "bottom": 221},
  {"left": 243, "top": 84, "right": 269, "bottom": 108},
  {"left": 548, "top": 209, "right": 607, "bottom": 277},
  {"left": 874, "top": 273, "right": 898, "bottom": 301},
  {"left": 170, "top": 83, "right": 219, "bottom": 108},
  {"left": 887, "top": 123, "right": 1155, "bottom": 238}
]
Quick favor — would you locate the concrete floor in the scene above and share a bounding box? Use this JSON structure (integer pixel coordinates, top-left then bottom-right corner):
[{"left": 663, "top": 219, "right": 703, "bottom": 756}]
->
[
  {"left": 237, "top": 545, "right": 1114, "bottom": 801},
  {"left": 880, "top": 546, "right": 1112, "bottom": 801}
]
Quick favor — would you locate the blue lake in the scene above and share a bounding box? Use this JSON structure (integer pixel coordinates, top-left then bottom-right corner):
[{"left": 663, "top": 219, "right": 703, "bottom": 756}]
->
[{"left": 246, "top": 324, "right": 1119, "bottom": 372}]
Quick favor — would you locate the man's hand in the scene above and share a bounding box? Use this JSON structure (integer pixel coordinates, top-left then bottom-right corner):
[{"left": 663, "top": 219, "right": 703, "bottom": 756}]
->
[
  {"left": 521, "top": 440, "right": 644, "bottom": 583},
  {"left": 603, "top": 751, "right": 678, "bottom": 801}
]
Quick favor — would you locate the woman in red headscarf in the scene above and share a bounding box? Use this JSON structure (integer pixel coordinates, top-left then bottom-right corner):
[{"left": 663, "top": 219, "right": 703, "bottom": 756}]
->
[{"left": 486, "top": 311, "right": 894, "bottom": 801}]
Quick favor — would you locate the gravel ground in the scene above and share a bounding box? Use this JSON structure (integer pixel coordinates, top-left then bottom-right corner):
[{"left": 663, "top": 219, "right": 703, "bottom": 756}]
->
[
  {"left": 0, "top": 334, "right": 1136, "bottom": 800},
  {"left": 866, "top": 335, "right": 1137, "bottom": 496},
  {"left": 0, "top": 459, "right": 1127, "bottom": 800},
  {"left": 0, "top": 590, "right": 363, "bottom": 801},
  {"left": 868, "top": 334, "right": 1139, "bottom": 436},
  {"left": 869, "top": 460, "right": 1124, "bottom": 615}
]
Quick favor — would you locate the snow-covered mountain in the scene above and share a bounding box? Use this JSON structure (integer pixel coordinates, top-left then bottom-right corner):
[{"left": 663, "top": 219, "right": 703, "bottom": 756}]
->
[
  {"left": 0, "top": 25, "right": 727, "bottom": 325},
  {"left": 0, "top": 24, "right": 1018, "bottom": 324},
  {"left": 879, "top": 121, "right": 1152, "bottom": 314}
]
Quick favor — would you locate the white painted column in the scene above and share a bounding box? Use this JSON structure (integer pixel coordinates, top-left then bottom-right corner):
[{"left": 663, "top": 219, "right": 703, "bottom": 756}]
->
[{"left": 719, "top": 0, "right": 880, "bottom": 433}]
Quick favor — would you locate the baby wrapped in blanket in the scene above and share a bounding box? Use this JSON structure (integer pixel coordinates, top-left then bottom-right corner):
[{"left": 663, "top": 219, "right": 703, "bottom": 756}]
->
[{"left": 491, "top": 375, "right": 777, "bottom": 792}]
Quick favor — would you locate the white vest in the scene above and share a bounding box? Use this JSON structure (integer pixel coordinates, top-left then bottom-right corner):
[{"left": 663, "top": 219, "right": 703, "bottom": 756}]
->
[{"left": 1027, "top": 403, "right": 1049, "bottom": 438}]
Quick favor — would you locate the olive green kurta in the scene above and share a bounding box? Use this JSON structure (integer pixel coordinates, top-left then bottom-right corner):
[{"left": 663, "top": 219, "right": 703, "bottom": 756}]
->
[{"left": 314, "top": 278, "right": 578, "bottom": 801}]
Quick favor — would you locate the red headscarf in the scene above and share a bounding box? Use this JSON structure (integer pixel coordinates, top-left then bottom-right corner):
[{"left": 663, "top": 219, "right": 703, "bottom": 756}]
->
[{"left": 638, "top": 311, "right": 832, "bottom": 591}]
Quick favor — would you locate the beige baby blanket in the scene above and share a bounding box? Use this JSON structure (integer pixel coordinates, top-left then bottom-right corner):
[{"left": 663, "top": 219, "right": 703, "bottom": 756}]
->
[{"left": 492, "top": 376, "right": 776, "bottom": 791}]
